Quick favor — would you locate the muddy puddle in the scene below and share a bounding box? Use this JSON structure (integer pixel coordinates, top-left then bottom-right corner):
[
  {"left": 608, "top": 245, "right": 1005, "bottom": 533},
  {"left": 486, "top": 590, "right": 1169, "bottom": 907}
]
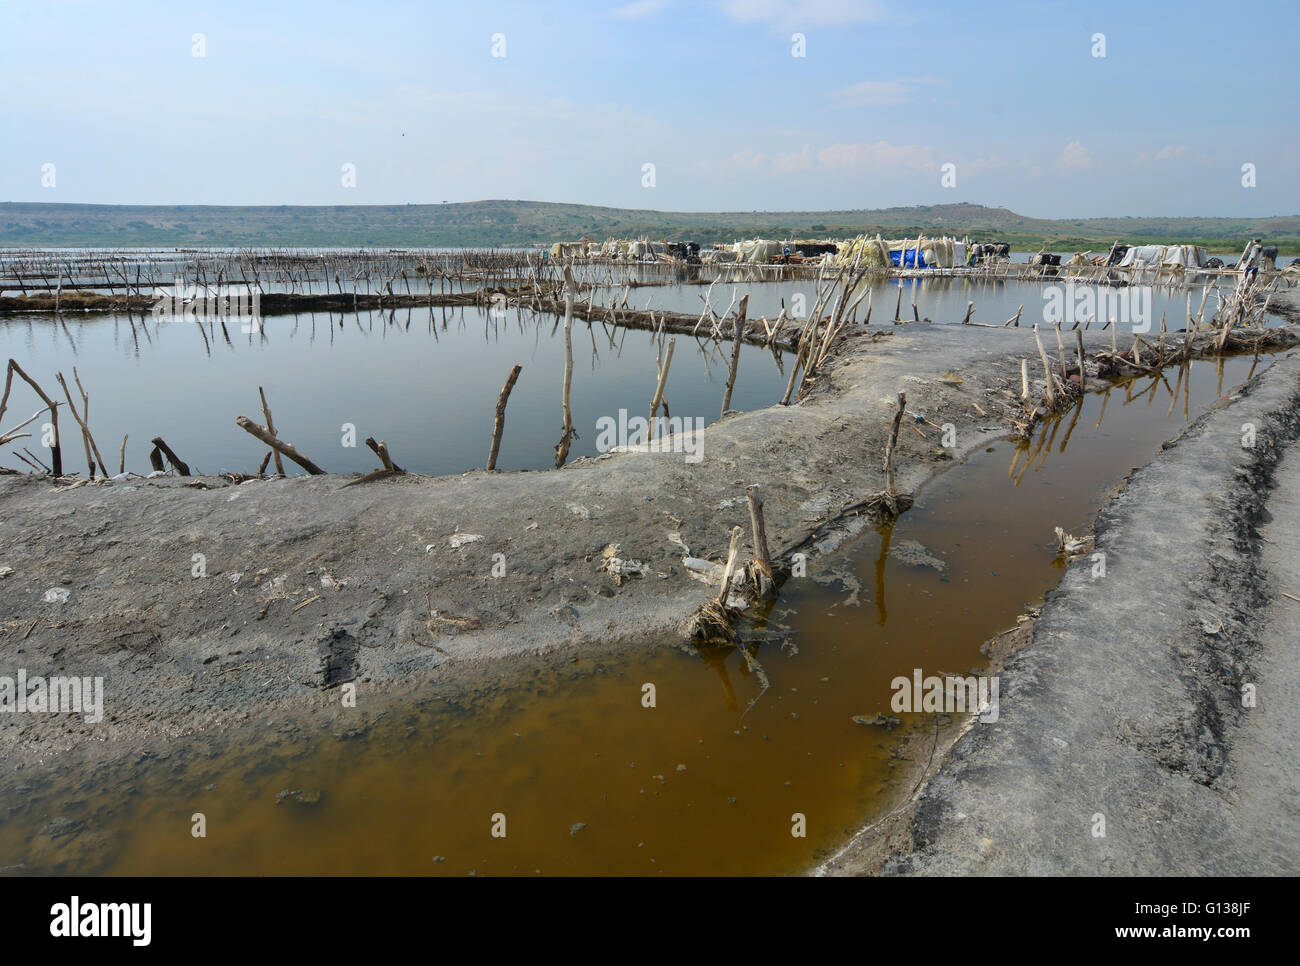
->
[
  {"left": 0, "top": 354, "right": 1273, "bottom": 875},
  {"left": 0, "top": 307, "right": 788, "bottom": 477}
]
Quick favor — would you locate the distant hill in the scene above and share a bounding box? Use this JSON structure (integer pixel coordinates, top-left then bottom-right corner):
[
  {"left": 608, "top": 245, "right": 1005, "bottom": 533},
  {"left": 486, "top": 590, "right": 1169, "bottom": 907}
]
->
[{"left": 1, "top": 200, "right": 1297, "bottom": 253}]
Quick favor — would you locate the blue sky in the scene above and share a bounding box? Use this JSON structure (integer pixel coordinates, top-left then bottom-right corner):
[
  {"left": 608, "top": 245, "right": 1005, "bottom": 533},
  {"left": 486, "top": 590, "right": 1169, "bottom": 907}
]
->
[{"left": 3, "top": 0, "right": 1296, "bottom": 217}]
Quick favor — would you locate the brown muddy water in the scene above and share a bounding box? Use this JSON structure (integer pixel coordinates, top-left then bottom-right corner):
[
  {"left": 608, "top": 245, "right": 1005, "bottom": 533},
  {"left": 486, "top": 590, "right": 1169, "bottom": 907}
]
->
[{"left": 0, "top": 354, "right": 1273, "bottom": 876}]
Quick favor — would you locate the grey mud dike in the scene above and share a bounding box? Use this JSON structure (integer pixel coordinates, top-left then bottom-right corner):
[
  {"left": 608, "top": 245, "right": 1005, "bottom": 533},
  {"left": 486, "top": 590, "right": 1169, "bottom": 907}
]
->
[
  {"left": 823, "top": 342, "right": 1300, "bottom": 876},
  {"left": 3, "top": 314, "right": 1299, "bottom": 876}
]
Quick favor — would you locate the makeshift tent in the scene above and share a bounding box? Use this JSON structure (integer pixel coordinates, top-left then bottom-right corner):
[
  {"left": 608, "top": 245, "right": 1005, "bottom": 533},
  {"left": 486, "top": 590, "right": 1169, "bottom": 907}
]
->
[
  {"left": 835, "top": 235, "right": 963, "bottom": 269},
  {"left": 733, "top": 239, "right": 786, "bottom": 264},
  {"left": 1161, "top": 245, "right": 1208, "bottom": 268},
  {"left": 1117, "top": 245, "right": 1165, "bottom": 268}
]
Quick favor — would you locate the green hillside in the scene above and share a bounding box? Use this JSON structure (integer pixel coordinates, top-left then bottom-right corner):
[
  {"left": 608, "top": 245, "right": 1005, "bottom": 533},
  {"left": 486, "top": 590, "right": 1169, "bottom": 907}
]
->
[{"left": 1, "top": 200, "right": 1297, "bottom": 253}]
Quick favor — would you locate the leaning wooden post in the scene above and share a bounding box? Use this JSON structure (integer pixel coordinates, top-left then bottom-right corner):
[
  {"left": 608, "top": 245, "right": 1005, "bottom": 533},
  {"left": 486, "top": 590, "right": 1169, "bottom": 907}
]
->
[
  {"left": 364, "top": 436, "right": 402, "bottom": 473},
  {"left": 2, "top": 360, "right": 62, "bottom": 476},
  {"left": 648, "top": 337, "right": 675, "bottom": 441},
  {"left": 883, "top": 391, "right": 906, "bottom": 514},
  {"left": 258, "top": 386, "right": 285, "bottom": 476},
  {"left": 746, "top": 484, "right": 774, "bottom": 598},
  {"left": 1020, "top": 359, "right": 1030, "bottom": 401},
  {"left": 234, "top": 417, "right": 324, "bottom": 474},
  {"left": 55, "top": 372, "right": 100, "bottom": 478},
  {"left": 961, "top": 301, "right": 974, "bottom": 325},
  {"left": 721, "top": 295, "right": 749, "bottom": 417},
  {"left": 1033, "top": 324, "right": 1057, "bottom": 406},
  {"left": 150, "top": 436, "right": 191, "bottom": 476},
  {"left": 487, "top": 364, "right": 523, "bottom": 471},
  {"left": 555, "top": 265, "right": 577, "bottom": 468},
  {"left": 716, "top": 525, "right": 744, "bottom": 606}
]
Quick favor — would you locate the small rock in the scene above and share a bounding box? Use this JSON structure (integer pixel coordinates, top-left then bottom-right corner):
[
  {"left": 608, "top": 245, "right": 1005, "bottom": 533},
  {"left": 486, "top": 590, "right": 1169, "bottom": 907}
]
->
[
  {"left": 852, "top": 713, "right": 903, "bottom": 729},
  {"left": 275, "top": 788, "right": 323, "bottom": 806}
]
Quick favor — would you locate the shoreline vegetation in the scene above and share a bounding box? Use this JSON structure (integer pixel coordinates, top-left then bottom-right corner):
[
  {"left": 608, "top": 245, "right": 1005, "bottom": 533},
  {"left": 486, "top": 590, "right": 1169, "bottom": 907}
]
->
[{"left": 2, "top": 200, "right": 1297, "bottom": 254}]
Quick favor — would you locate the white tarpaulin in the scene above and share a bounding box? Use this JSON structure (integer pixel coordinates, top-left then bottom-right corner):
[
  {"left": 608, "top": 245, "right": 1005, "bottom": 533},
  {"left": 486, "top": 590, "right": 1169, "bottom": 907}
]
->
[
  {"left": 1161, "top": 245, "right": 1208, "bottom": 268},
  {"left": 734, "top": 239, "right": 785, "bottom": 264},
  {"left": 1118, "top": 245, "right": 1208, "bottom": 269},
  {"left": 1118, "top": 245, "right": 1164, "bottom": 268}
]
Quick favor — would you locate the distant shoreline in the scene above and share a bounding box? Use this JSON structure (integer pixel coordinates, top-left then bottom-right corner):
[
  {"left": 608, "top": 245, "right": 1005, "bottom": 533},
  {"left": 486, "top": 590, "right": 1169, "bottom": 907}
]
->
[{"left": 2, "top": 200, "right": 1296, "bottom": 254}]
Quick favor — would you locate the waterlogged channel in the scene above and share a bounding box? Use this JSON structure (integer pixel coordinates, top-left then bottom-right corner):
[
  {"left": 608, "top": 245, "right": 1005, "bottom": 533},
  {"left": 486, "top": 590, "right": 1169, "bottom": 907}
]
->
[{"left": 0, "top": 353, "right": 1272, "bottom": 875}]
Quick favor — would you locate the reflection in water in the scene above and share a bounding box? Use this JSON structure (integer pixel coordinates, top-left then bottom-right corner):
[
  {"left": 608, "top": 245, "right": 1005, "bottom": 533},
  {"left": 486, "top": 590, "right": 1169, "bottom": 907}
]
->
[
  {"left": 875, "top": 522, "right": 893, "bottom": 627},
  {"left": 0, "top": 306, "right": 789, "bottom": 477}
]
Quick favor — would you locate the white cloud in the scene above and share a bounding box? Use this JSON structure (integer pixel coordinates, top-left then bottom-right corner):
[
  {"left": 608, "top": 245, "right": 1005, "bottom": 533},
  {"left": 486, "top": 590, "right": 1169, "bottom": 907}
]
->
[
  {"left": 613, "top": 0, "right": 671, "bottom": 19},
  {"left": 694, "top": 139, "right": 934, "bottom": 178},
  {"left": 831, "top": 80, "right": 909, "bottom": 107},
  {"left": 1134, "top": 144, "right": 1190, "bottom": 164},
  {"left": 1054, "top": 141, "right": 1093, "bottom": 170},
  {"left": 816, "top": 141, "right": 935, "bottom": 171},
  {"left": 831, "top": 76, "right": 941, "bottom": 107},
  {"left": 720, "top": 0, "right": 886, "bottom": 29},
  {"left": 772, "top": 145, "right": 814, "bottom": 173}
]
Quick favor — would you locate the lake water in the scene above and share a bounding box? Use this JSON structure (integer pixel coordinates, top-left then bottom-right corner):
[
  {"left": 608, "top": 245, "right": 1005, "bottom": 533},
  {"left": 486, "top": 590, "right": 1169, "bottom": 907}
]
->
[{"left": 0, "top": 306, "right": 789, "bottom": 477}]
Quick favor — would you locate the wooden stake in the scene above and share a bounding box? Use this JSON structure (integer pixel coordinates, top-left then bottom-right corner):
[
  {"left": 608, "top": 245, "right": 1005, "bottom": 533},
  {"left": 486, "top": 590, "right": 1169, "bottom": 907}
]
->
[
  {"left": 883, "top": 391, "right": 906, "bottom": 513},
  {"left": 1034, "top": 325, "right": 1057, "bottom": 406},
  {"left": 487, "top": 364, "right": 523, "bottom": 471},
  {"left": 56, "top": 370, "right": 108, "bottom": 479},
  {"left": 555, "top": 265, "right": 577, "bottom": 468},
  {"left": 0, "top": 360, "right": 62, "bottom": 475},
  {"left": 716, "top": 525, "right": 744, "bottom": 606},
  {"left": 150, "top": 436, "right": 191, "bottom": 476},
  {"left": 234, "top": 417, "right": 323, "bottom": 474},
  {"left": 364, "top": 437, "right": 402, "bottom": 473},
  {"left": 721, "top": 295, "right": 748, "bottom": 417},
  {"left": 746, "top": 484, "right": 774, "bottom": 598},
  {"left": 258, "top": 386, "right": 284, "bottom": 476},
  {"left": 649, "top": 339, "right": 675, "bottom": 439}
]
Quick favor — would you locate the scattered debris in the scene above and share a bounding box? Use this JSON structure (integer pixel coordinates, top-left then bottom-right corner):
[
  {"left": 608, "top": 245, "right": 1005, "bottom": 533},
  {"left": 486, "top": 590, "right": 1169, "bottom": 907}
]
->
[
  {"left": 1053, "top": 526, "right": 1095, "bottom": 557},
  {"left": 599, "top": 544, "right": 648, "bottom": 585}
]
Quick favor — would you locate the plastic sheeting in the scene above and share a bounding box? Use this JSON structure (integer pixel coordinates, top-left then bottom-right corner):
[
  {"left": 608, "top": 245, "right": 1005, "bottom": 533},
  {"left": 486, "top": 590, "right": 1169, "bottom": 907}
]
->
[
  {"left": 1117, "top": 245, "right": 1208, "bottom": 269},
  {"left": 733, "top": 239, "right": 786, "bottom": 264}
]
